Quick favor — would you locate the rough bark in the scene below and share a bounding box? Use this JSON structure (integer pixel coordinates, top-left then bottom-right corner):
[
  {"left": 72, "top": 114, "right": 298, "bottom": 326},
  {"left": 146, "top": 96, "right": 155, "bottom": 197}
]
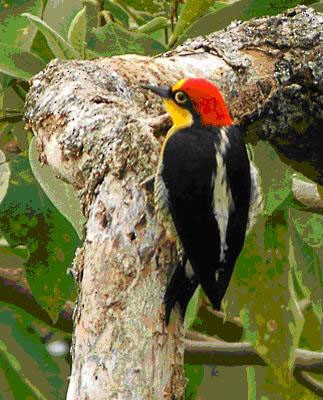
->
[{"left": 24, "top": 6, "right": 323, "bottom": 400}]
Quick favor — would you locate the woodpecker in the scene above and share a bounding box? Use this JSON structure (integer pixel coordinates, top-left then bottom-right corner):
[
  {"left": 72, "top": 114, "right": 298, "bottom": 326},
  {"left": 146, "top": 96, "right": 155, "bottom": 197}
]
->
[{"left": 144, "top": 78, "right": 252, "bottom": 324}]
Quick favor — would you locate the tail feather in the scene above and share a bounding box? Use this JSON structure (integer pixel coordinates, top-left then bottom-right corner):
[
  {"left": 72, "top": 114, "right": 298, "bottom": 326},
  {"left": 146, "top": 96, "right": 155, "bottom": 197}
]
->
[{"left": 164, "top": 258, "right": 199, "bottom": 325}]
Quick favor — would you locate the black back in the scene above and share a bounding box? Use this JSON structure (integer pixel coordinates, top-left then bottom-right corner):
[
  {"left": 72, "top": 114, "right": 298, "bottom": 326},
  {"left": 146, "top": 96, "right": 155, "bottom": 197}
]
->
[{"left": 162, "top": 125, "right": 251, "bottom": 320}]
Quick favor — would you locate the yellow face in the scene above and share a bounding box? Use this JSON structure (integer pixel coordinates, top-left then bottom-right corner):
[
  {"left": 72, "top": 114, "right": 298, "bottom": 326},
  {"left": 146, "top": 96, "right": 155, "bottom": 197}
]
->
[
  {"left": 163, "top": 79, "right": 193, "bottom": 134},
  {"left": 163, "top": 98, "right": 193, "bottom": 133}
]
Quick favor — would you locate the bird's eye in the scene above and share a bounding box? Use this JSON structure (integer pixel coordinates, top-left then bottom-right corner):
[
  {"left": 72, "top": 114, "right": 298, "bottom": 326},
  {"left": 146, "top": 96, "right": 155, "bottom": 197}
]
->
[{"left": 175, "top": 91, "right": 188, "bottom": 104}]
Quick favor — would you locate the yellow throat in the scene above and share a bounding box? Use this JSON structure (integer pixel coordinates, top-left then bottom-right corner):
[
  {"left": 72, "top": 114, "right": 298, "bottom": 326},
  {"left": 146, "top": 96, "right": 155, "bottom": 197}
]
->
[
  {"left": 160, "top": 99, "right": 193, "bottom": 157},
  {"left": 163, "top": 98, "right": 193, "bottom": 135}
]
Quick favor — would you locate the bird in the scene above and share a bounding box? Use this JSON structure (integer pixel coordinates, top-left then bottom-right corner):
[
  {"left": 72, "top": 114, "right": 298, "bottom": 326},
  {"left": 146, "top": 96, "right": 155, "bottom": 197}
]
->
[{"left": 143, "top": 78, "right": 252, "bottom": 324}]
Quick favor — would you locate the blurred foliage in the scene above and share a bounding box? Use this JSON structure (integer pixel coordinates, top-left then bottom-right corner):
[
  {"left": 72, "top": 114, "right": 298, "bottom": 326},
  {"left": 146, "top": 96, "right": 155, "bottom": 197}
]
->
[
  {"left": 29, "top": 138, "right": 85, "bottom": 239},
  {"left": 0, "top": 303, "right": 70, "bottom": 399},
  {"left": 0, "top": 151, "right": 79, "bottom": 320},
  {"left": 0, "top": 0, "right": 322, "bottom": 399}
]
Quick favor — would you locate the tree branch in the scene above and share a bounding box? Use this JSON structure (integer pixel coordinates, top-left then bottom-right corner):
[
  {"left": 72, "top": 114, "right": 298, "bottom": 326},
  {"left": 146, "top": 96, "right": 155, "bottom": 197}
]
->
[
  {"left": 293, "top": 370, "right": 323, "bottom": 397},
  {"left": 184, "top": 337, "right": 323, "bottom": 373},
  {"left": 295, "top": 349, "right": 323, "bottom": 372},
  {"left": 185, "top": 338, "right": 265, "bottom": 367},
  {"left": 184, "top": 337, "right": 323, "bottom": 396},
  {"left": 190, "top": 304, "right": 244, "bottom": 342}
]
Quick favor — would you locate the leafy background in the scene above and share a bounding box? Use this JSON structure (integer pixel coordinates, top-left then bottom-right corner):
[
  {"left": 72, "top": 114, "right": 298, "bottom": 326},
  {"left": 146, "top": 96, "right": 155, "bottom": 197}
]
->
[{"left": 0, "top": 0, "right": 322, "bottom": 398}]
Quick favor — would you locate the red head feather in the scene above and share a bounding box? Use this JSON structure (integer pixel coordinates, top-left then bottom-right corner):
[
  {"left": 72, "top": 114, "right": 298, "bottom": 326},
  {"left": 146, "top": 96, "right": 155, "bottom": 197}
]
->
[{"left": 179, "top": 78, "right": 233, "bottom": 126}]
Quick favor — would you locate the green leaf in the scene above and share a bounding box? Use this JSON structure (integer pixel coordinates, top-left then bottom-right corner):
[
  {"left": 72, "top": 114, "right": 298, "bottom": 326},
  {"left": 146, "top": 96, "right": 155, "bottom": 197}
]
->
[
  {"left": 87, "top": 22, "right": 166, "bottom": 56},
  {"left": 251, "top": 141, "right": 294, "bottom": 215},
  {"left": 0, "top": 75, "right": 25, "bottom": 114},
  {"left": 0, "top": 150, "right": 79, "bottom": 321},
  {"left": 0, "top": 43, "right": 45, "bottom": 81},
  {"left": 0, "top": 242, "right": 29, "bottom": 262},
  {"left": 246, "top": 367, "right": 257, "bottom": 400},
  {"left": 10, "top": 81, "right": 28, "bottom": 104},
  {"left": 103, "top": 0, "right": 130, "bottom": 27},
  {"left": 136, "top": 16, "right": 168, "bottom": 34},
  {"left": 0, "top": 73, "right": 13, "bottom": 90},
  {"left": 83, "top": 0, "right": 100, "bottom": 32},
  {"left": 0, "top": 121, "right": 27, "bottom": 163},
  {"left": 119, "top": 0, "right": 164, "bottom": 14},
  {"left": 0, "top": 150, "right": 10, "bottom": 205},
  {"left": 22, "top": 13, "right": 80, "bottom": 59},
  {"left": 290, "top": 222, "right": 323, "bottom": 321},
  {"left": 208, "top": 1, "right": 228, "bottom": 13},
  {"left": 299, "top": 308, "right": 323, "bottom": 363},
  {"left": 233, "top": 210, "right": 304, "bottom": 395},
  {"left": 168, "top": 0, "right": 215, "bottom": 47},
  {"left": 184, "top": 364, "right": 204, "bottom": 400},
  {"left": 0, "top": 339, "right": 47, "bottom": 400},
  {"left": 10, "top": 121, "right": 28, "bottom": 154},
  {"left": 68, "top": 6, "right": 87, "bottom": 57},
  {"left": 29, "top": 137, "right": 85, "bottom": 239},
  {"left": 292, "top": 209, "right": 323, "bottom": 248},
  {"left": 184, "top": 286, "right": 202, "bottom": 330},
  {"left": 30, "top": 30, "right": 56, "bottom": 62},
  {"left": 0, "top": 0, "right": 44, "bottom": 50},
  {"left": 42, "top": 0, "right": 85, "bottom": 38}
]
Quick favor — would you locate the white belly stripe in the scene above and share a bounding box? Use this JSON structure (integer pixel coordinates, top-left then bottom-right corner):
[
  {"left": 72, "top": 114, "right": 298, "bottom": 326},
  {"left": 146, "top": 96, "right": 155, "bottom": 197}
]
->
[
  {"left": 185, "top": 260, "right": 195, "bottom": 279},
  {"left": 212, "top": 128, "right": 234, "bottom": 262}
]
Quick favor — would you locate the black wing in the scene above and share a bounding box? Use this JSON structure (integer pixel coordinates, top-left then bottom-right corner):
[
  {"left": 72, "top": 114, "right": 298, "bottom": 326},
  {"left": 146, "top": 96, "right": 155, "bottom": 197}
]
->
[
  {"left": 164, "top": 256, "right": 199, "bottom": 324},
  {"left": 162, "top": 125, "right": 251, "bottom": 321}
]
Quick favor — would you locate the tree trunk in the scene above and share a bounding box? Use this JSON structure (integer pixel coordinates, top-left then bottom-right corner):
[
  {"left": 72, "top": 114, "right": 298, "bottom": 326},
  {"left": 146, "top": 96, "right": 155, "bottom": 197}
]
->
[{"left": 24, "top": 5, "right": 323, "bottom": 399}]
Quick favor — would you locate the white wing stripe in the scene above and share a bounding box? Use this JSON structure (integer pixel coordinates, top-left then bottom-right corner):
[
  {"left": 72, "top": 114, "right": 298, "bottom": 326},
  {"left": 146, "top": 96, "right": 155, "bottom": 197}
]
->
[{"left": 212, "top": 128, "right": 234, "bottom": 262}]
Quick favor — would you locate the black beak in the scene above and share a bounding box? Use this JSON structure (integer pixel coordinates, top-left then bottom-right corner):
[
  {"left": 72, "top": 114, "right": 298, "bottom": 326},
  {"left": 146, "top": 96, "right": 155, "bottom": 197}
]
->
[{"left": 141, "top": 84, "right": 171, "bottom": 98}]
